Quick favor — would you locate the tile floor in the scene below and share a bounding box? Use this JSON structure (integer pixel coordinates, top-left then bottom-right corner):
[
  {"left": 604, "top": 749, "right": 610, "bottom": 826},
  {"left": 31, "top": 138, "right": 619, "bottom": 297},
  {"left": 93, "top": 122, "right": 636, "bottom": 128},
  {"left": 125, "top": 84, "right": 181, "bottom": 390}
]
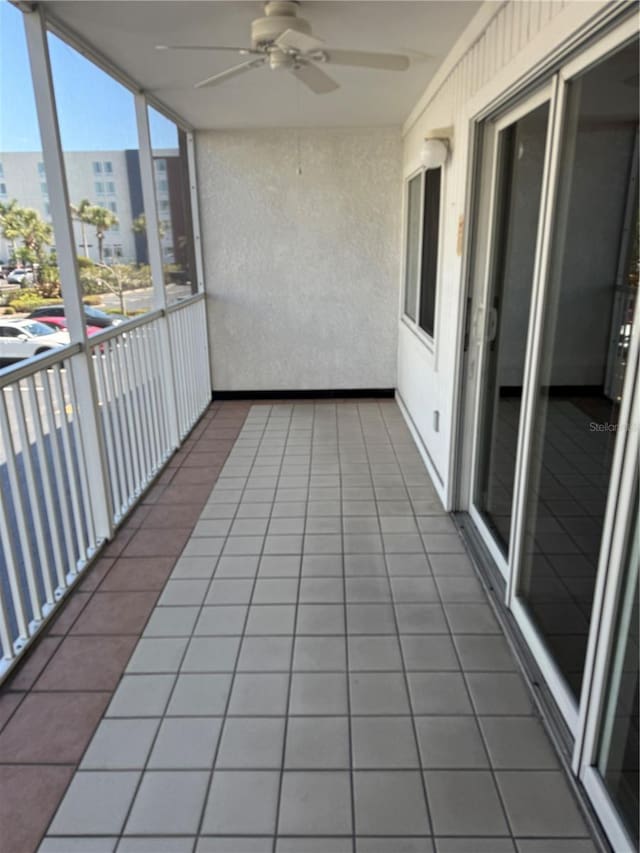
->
[{"left": 34, "top": 401, "right": 598, "bottom": 853}]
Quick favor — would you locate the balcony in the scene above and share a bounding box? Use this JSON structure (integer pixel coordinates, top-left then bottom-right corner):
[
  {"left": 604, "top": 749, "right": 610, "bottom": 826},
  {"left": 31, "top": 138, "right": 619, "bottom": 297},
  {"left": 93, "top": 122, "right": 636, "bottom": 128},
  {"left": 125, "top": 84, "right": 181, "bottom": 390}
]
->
[
  {"left": 1, "top": 2, "right": 638, "bottom": 853},
  {"left": 1, "top": 398, "right": 600, "bottom": 853}
]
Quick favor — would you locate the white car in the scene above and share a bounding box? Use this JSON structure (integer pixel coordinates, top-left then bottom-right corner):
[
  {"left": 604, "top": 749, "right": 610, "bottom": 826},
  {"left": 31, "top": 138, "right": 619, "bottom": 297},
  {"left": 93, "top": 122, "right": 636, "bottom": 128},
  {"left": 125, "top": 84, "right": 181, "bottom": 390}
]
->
[
  {"left": 7, "top": 269, "right": 34, "bottom": 285},
  {"left": 0, "top": 319, "right": 70, "bottom": 364}
]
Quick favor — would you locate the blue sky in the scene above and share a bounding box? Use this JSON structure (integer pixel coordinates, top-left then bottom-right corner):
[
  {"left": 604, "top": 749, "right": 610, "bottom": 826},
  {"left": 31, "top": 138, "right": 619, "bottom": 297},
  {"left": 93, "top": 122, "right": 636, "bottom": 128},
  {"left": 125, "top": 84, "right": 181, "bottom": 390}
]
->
[{"left": 0, "top": 2, "right": 176, "bottom": 152}]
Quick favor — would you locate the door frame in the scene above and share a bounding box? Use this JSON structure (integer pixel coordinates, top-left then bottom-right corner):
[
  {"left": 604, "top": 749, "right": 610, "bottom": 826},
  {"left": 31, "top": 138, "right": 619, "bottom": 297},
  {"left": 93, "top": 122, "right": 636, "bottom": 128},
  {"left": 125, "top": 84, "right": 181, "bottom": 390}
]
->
[
  {"left": 465, "top": 81, "right": 557, "bottom": 583},
  {"left": 456, "top": 14, "right": 640, "bottom": 841}
]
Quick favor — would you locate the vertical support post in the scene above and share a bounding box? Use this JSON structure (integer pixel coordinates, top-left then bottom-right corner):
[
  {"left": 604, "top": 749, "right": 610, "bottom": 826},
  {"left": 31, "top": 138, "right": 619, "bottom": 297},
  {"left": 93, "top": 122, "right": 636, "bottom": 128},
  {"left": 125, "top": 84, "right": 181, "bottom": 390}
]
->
[
  {"left": 23, "top": 6, "right": 113, "bottom": 541},
  {"left": 186, "top": 132, "right": 205, "bottom": 294},
  {"left": 186, "top": 130, "right": 214, "bottom": 397},
  {"left": 134, "top": 93, "right": 180, "bottom": 448}
]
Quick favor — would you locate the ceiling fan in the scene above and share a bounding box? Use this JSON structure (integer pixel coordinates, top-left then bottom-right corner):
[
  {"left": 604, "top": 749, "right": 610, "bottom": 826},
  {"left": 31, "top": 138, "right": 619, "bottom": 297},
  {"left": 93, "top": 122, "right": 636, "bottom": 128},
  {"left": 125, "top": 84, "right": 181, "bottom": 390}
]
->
[{"left": 156, "top": 0, "right": 410, "bottom": 94}]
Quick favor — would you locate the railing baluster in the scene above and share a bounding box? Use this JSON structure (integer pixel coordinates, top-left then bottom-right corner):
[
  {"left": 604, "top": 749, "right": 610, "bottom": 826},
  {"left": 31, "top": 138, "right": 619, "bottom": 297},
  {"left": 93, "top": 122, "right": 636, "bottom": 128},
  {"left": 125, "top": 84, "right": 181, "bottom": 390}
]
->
[
  {"left": 26, "top": 375, "right": 65, "bottom": 599},
  {"left": 0, "top": 390, "right": 42, "bottom": 623},
  {"left": 41, "top": 367, "right": 75, "bottom": 583},
  {"left": 50, "top": 365, "right": 86, "bottom": 571}
]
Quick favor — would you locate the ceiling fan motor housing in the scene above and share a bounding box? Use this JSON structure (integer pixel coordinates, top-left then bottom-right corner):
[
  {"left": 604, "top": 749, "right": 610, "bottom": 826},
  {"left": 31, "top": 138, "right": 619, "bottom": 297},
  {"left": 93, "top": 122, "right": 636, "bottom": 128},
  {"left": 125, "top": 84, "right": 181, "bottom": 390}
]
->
[{"left": 251, "top": 0, "right": 311, "bottom": 49}]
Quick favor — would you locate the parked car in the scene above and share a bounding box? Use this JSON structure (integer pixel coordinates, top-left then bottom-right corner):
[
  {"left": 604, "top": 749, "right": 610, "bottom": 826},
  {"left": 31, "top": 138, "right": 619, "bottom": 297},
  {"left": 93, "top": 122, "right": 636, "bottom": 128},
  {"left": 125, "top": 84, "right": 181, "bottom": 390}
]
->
[
  {"left": 37, "top": 315, "right": 103, "bottom": 337},
  {"left": 0, "top": 319, "right": 69, "bottom": 364},
  {"left": 28, "top": 305, "right": 126, "bottom": 328},
  {"left": 7, "top": 268, "right": 34, "bottom": 286}
]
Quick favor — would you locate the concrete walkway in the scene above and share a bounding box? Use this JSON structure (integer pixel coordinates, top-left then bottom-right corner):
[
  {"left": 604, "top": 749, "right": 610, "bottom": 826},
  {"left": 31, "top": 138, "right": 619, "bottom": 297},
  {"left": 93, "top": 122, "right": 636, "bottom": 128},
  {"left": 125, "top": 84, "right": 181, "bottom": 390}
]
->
[{"left": 38, "top": 401, "right": 596, "bottom": 853}]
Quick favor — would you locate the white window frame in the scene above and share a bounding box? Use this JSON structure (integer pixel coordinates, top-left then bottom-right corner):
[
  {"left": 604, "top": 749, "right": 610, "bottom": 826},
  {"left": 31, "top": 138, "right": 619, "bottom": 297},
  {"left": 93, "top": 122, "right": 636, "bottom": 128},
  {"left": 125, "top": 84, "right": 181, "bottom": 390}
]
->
[{"left": 401, "top": 163, "right": 444, "bottom": 351}]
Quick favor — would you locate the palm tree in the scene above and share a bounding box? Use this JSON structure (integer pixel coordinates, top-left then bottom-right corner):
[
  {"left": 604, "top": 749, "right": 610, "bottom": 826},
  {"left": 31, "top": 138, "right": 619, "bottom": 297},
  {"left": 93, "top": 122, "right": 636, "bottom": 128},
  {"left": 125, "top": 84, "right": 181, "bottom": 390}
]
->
[
  {"left": 86, "top": 205, "right": 118, "bottom": 263},
  {"left": 132, "top": 212, "right": 166, "bottom": 240},
  {"left": 70, "top": 198, "right": 93, "bottom": 258},
  {"left": 0, "top": 199, "right": 24, "bottom": 262}
]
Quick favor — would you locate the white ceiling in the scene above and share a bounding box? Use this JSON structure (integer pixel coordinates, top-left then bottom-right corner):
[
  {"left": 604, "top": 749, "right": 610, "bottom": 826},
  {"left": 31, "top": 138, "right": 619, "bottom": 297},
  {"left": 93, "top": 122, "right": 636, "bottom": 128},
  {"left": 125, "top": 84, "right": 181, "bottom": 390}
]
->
[{"left": 45, "top": 1, "right": 482, "bottom": 129}]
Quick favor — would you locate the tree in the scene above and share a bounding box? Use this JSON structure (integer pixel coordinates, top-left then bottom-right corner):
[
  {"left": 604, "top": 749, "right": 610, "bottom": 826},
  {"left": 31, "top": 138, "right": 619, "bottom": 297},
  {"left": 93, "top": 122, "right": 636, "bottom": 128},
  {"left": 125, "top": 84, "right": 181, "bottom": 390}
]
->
[
  {"left": 132, "top": 212, "right": 166, "bottom": 240},
  {"left": 86, "top": 205, "right": 118, "bottom": 263},
  {"left": 0, "top": 200, "right": 53, "bottom": 272},
  {"left": 0, "top": 199, "right": 26, "bottom": 262},
  {"left": 70, "top": 198, "right": 93, "bottom": 257}
]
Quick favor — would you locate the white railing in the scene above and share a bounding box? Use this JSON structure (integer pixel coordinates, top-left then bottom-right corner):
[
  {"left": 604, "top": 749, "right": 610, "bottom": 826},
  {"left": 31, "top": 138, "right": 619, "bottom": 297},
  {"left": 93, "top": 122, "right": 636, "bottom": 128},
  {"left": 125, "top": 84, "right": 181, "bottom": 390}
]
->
[
  {"left": 0, "top": 295, "right": 210, "bottom": 678},
  {"left": 91, "top": 310, "right": 173, "bottom": 523},
  {"left": 168, "top": 295, "right": 212, "bottom": 440}
]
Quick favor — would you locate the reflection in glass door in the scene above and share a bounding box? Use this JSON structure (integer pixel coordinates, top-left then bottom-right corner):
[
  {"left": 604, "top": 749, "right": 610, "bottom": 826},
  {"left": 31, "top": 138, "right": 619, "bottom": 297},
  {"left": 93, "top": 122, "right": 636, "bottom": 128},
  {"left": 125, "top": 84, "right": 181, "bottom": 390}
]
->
[
  {"left": 596, "top": 485, "right": 639, "bottom": 849},
  {"left": 473, "top": 99, "right": 550, "bottom": 558},
  {"left": 516, "top": 39, "right": 639, "bottom": 702}
]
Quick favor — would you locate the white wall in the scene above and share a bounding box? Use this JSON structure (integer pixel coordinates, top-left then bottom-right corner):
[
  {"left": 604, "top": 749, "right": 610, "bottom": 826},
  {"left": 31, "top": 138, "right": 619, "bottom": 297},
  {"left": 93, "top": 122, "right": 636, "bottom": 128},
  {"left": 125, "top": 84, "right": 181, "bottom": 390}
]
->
[
  {"left": 196, "top": 127, "right": 402, "bottom": 391},
  {"left": 397, "top": 0, "right": 614, "bottom": 504}
]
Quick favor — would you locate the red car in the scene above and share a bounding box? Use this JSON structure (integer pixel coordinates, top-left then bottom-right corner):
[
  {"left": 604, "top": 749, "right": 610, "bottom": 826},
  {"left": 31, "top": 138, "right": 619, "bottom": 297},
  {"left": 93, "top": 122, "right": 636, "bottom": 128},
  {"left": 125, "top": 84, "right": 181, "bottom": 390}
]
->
[{"left": 36, "top": 316, "right": 103, "bottom": 337}]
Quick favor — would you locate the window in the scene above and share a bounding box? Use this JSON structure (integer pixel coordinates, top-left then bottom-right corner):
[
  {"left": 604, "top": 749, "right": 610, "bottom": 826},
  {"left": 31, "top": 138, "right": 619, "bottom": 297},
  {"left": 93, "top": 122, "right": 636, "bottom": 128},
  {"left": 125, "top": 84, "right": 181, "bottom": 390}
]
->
[
  {"left": 0, "top": 183, "right": 6, "bottom": 196},
  {"left": 149, "top": 106, "right": 198, "bottom": 302},
  {"left": 403, "top": 167, "right": 442, "bottom": 339},
  {"left": 0, "top": 163, "right": 4, "bottom": 178},
  {"left": 37, "top": 161, "right": 45, "bottom": 176},
  {"left": 92, "top": 161, "right": 102, "bottom": 174},
  {"left": 94, "top": 181, "right": 104, "bottom": 194},
  {"left": 105, "top": 181, "right": 115, "bottom": 194},
  {"left": 44, "top": 202, "right": 51, "bottom": 217},
  {"left": 103, "top": 161, "right": 113, "bottom": 174},
  {"left": 108, "top": 201, "right": 117, "bottom": 213},
  {"left": 113, "top": 244, "right": 123, "bottom": 258},
  {"left": 40, "top": 181, "right": 48, "bottom": 195}
]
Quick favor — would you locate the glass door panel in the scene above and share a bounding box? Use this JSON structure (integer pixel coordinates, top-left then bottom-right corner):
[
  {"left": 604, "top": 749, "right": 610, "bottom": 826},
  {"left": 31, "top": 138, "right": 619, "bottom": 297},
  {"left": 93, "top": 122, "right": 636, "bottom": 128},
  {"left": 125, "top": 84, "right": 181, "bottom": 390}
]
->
[
  {"left": 596, "top": 485, "right": 639, "bottom": 849},
  {"left": 473, "top": 100, "right": 550, "bottom": 557},
  {"left": 517, "top": 39, "right": 639, "bottom": 700}
]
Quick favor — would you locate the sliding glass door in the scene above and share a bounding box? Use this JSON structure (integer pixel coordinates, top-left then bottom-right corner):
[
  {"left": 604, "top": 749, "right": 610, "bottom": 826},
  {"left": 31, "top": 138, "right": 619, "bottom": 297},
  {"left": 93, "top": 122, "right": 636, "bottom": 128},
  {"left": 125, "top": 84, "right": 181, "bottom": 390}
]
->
[
  {"left": 469, "top": 87, "right": 553, "bottom": 575},
  {"left": 515, "top": 38, "right": 639, "bottom": 706},
  {"left": 464, "top": 17, "right": 639, "bottom": 850}
]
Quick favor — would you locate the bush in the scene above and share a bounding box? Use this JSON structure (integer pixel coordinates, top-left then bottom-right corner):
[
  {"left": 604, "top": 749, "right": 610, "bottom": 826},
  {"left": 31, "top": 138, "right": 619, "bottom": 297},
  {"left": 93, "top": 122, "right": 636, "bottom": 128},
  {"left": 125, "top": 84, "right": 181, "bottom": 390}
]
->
[
  {"left": 82, "top": 295, "right": 103, "bottom": 306},
  {"left": 77, "top": 256, "right": 95, "bottom": 270},
  {"left": 36, "top": 281, "right": 62, "bottom": 299},
  {"left": 1, "top": 306, "right": 15, "bottom": 315},
  {"left": 6, "top": 288, "right": 47, "bottom": 312}
]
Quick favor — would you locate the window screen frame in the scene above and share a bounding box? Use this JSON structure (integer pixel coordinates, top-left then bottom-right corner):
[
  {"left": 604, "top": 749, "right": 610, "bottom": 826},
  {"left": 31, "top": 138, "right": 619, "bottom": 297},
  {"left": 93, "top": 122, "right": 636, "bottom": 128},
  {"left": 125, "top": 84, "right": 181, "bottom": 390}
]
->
[{"left": 402, "top": 164, "right": 444, "bottom": 347}]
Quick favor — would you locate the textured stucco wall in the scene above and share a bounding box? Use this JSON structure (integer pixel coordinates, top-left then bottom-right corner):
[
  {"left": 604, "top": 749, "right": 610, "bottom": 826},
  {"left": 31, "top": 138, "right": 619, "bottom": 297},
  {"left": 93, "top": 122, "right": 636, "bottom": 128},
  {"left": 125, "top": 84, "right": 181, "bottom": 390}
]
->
[{"left": 196, "top": 127, "right": 402, "bottom": 391}]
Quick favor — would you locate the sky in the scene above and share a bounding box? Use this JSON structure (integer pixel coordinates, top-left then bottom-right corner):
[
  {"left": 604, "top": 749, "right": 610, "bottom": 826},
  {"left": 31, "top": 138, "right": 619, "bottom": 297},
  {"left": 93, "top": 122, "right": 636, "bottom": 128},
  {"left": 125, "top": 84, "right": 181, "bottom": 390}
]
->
[{"left": 0, "top": 1, "right": 177, "bottom": 153}]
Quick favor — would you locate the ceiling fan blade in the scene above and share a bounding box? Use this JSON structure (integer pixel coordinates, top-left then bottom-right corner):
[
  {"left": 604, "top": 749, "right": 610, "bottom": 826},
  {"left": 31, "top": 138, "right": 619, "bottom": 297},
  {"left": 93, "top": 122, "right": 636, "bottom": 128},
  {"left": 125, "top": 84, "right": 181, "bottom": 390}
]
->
[
  {"left": 156, "top": 44, "right": 261, "bottom": 54},
  {"left": 290, "top": 62, "right": 339, "bottom": 95},
  {"left": 324, "top": 49, "right": 409, "bottom": 71},
  {"left": 194, "top": 57, "right": 265, "bottom": 89},
  {"left": 275, "top": 28, "right": 325, "bottom": 54}
]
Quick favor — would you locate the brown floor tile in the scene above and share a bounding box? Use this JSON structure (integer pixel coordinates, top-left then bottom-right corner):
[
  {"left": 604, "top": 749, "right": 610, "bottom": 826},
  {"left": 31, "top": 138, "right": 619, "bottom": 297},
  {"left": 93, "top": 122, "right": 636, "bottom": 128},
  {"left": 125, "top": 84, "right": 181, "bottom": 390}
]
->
[
  {"left": 101, "top": 528, "right": 136, "bottom": 558},
  {"left": 34, "top": 635, "right": 137, "bottom": 691},
  {"left": 78, "top": 558, "right": 115, "bottom": 592},
  {"left": 122, "top": 526, "right": 193, "bottom": 557},
  {"left": 141, "top": 482, "right": 168, "bottom": 501},
  {"left": 171, "top": 467, "right": 221, "bottom": 486},
  {"left": 48, "top": 592, "right": 91, "bottom": 636},
  {"left": 155, "top": 484, "right": 214, "bottom": 505},
  {"left": 142, "top": 502, "right": 204, "bottom": 529},
  {"left": 155, "top": 468, "right": 176, "bottom": 485},
  {"left": 0, "top": 764, "right": 74, "bottom": 853},
  {"left": 99, "top": 557, "right": 175, "bottom": 592},
  {"left": 0, "top": 691, "right": 109, "bottom": 763},
  {"left": 8, "top": 638, "right": 62, "bottom": 692},
  {"left": 120, "top": 504, "right": 152, "bottom": 529},
  {"left": 70, "top": 591, "right": 158, "bottom": 636},
  {"left": 0, "top": 692, "right": 24, "bottom": 733},
  {"left": 181, "top": 452, "right": 228, "bottom": 468}
]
